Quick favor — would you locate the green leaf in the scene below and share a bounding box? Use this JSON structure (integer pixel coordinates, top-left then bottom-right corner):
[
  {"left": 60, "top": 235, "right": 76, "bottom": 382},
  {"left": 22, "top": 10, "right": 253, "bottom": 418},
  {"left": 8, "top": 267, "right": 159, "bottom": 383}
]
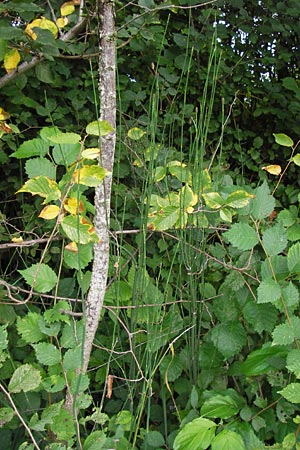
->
[
  {"left": 51, "top": 408, "right": 75, "bottom": 441},
  {"left": 287, "top": 243, "right": 300, "bottom": 273},
  {"left": 242, "top": 301, "right": 278, "bottom": 334},
  {"left": 168, "top": 163, "right": 192, "bottom": 183},
  {"left": 257, "top": 278, "right": 281, "bottom": 304},
  {"left": 0, "top": 325, "right": 8, "bottom": 352},
  {"left": 201, "top": 395, "right": 239, "bottom": 419},
  {"left": 35, "top": 61, "right": 54, "bottom": 84},
  {"left": 277, "top": 282, "right": 299, "bottom": 314},
  {"left": 292, "top": 154, "right": 300, "bottom": 166},
  {"left": 47, "top": 132, "right": 81, "bottom": 145},
  {"left": 63, "top": 345, "right": 82, "bottom": 370},
  {"left": 273, "top": 133, "right": 294, "bottom": 147},
  {"left": 210, "top": 321, "right": 247, "bottom": 359},
  {"left": 8, "top": 364, "right": 41, "bottom": 393},
  {"left": 25, "top": 158, "right": 56, "bottom": 180},
  {"left": 61, "top": 216, "right": 99, "bottom": 244},
  {"left": 83, "top": 431, "right": 107, "bottom": 450},
  {"left": 211, "top": 430, "right": 246, "bottom": 450},
  {"left": 202, "top": 192, "right": 224, "bottom": 209},
  {"left": 11, "top": 138, "right": 49, "bottom": 159},
  {"left": 17, "top": 312, "right": 45, "bottom": 343},
  {"left": 86, "top": 120, "right": 114, "bottom": 136},
  {"left": 220, "top": 208, "right": 232, "bottom": 222},
  {"left": 0, "top": 407, "right": 14, "bottom": 426},
  {"left": 73, "top": 165, "right": 109, "bottom": 187},
  {"left": 144, "top": 431, "right": 165, "bottom": 448},
  {"left": 279, "top": 383, "right": 300, "bottom": 404},
  {"left": 127, "top": 127, "right": 146, "bottom": 140},
  {"left": 224, "top": 223, "right": 258, "bottom": 251},
  {"left": 19, "top": 263, "right": 58, "bottom": 293},
  {"left": 286, "top": 349, "right": 300, "bottom": 378},
  {"left": 154, "top": 166, "right": 166, "bottom": 182},
  {"left": 241, "top": 345, "right": 288, "bottom": 376},
  {"left": 262, "top": 222, "right": 287, "bottom": 256},
  {"left": 251, "top": 181, "right": 275, "bottom": 220},
  {"left": 32, "top": 342, "right": 61, "bottom": 366},
  {"left": 63, "top": 243, "right": 93, "bottom": 270},
  {"left": 52, "top": 142, "right": 81, "bottom": 166},
  {"left": 224, "top": 190, "right": 255, "bottom": 209},
  {"left": 173, "top": 418, "right": 216, "bottom": 450},
  {"left": 272, "top": 316, "right": 300, "bottom": 345},
  {"left": 16, "top": 176, "right": 61, "bottom": 204},
  {"left": 148, "top": 205, "right": 180, "bottom": 231}
]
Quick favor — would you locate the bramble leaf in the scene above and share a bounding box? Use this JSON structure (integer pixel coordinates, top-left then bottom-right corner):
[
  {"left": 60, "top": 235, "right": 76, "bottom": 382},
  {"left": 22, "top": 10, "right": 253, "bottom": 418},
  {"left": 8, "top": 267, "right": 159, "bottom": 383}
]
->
[
  {"left": 224, "top": 223, "right": 258, "bottom": 251},
  {"left": 251, "top": 181, "right": 275, "bottom": 220},
  {"left": 8, "top": 364, "right": 41, "bottom": 393},
  {"left": 257, "top": 278, "right": 281, "bottom": 304},
  {"left": 19, "top": 263, "right": 58, "bottom": 293},
  {"left": 32, "top": 342, "right": 61, "bottom": 366},
  {"left": 279, "top": 383, "right": 300, "bottom": 404}
]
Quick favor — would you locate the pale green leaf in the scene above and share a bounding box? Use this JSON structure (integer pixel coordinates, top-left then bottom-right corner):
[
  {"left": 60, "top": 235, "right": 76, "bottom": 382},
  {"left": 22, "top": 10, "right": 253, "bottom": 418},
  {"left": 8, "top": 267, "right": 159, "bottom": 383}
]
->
[
  {"left": 251, "top": 181, "right": 275, "bottom": 220},
  {"left": 257, "top": 278, "right": 281, "bottom": 304},
  {"left": 201, "top": 395, "right": 239, "bottom": 419},
  {"left": 202, "top": 192, "right": 224, "bottom": 209},
  {"left": 83, "top": 431, "right": 107, "bottom": 450},
  {"left": 16, "top": 176, "right": 61, "bottom": 204},
  {"left": 127, "top": 127, "right": 146, "bottom": 140},
  {"left": 61, "top": 216, "right": 99, "bottom": 244},
  {"left": 52, "top": 143, "right": 81, "bottom": 166},
  {"left": 63, "top": 345, "right": 82, "bottom": 370},
  {"left": 8, "top": 364, "right": 41, "bottom": 393},
  {"left": 210, "top": 321, "right": 246, "bottom": 359},
  {"left": 63, "top": 243, "right": 93, "bottom": 270},
  {"left": 153, "top": 166, "right": 166, "bottom": 182},
  {"left": 224, "top": 190, "right": 255, "bottom": 208},
  {"left": 168, "top": 164, "right": 192, "bottom": 183},
  {"left": 17, "top": 312, "right": 45, "bottom": 343},
  {"left": 272, "top": 316, "right": 300, "bottom": 345},
  {"left": 144, "top": 431, "right": 165, "bottom": 448},
  {"left": 286, "top": 349, "right": 300, "bottom": 378},
  {"left": 219, "top": 207, "right": 232, "bottom": 222},
  {"left": 273, "top": 133, "right": 294, "bottom": 147},
  {"left": 292, "top": 154, "right": 300, "bottom": 166},
  {"left": 19, "top": 263, "right": 58, "bottom": 293},
  {"left": 211, "top": 430, "right": 246, "bottom": 450},
  {"left": 262, "top": 222, "right": 287, "bottom": 256},
  {"left": 148, "top": 206, "right": 180, "bottom": 231},
  {"left": 0, "top": 325, "right": 8, "bottom": 352},
  {"left": 32, "top": 342, "right": 61, "bottom": 366},
  {"left": 73, "top": 165, "right": 109, "bottom": 187},
  {"left": 51, "top": 408, "right": 74, "bottom": 441},
  {"left": 276, "top": 282, "right": 299, "bottom": 314},
  {"left": 224, "top": 223, "right": 258, "bottom": 251},
  {"left": 279, "top": 383, "right": 300, "bottom": 404},
  {"left": 287, "top": 243, "right": 300, "bottom": 273},
  {"left": 11, "top": 138, "right": 49, "bottom": 159},
  {"left": 173, "top": 418, "right": 216, "bottom": 450},
  {"left": 86, "top": 120, "right": 114, "bottom": 136},
  {"left": 25, "top": 158, "right": 56, "bottom": 180},
  {"left": 0, "top": 407, "right": 14, "bottom": 426},
  {"left": 47, "top": 132, "right": 81, "bottom": 145}
]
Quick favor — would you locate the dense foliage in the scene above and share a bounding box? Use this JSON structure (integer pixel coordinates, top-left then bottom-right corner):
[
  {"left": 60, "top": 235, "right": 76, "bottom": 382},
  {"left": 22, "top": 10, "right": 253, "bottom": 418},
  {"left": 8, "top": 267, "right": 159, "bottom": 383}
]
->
[{"left": 0, "top": 0, "right": 300, "bottom": 449}]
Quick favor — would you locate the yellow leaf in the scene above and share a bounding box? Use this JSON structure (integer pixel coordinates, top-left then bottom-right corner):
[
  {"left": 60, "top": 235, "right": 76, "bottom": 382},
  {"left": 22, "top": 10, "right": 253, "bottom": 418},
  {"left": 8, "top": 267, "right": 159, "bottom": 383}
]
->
[
  {"left": 56, "top": 17, "right": 69, "bottom": 28},
  {"left": 4, "top": 49, "right": 21, "bottom": 73},
  {"left": 65, "top": 241, "right": 78, "bottom": 253},
  {"left": 60, "top": 1, "right": 75, "bottom": 16},
  {"left": 0, "top": 107, "right": 10, "bottom": 121},
  {"left": 11, "top": 236, "right": 23, "bottom": 243},
  {"left": 39, "top": 205, "right": 60, "bottom": 220},
  {"left": 25, "top": 17, "right": 58, "bottom": 40},
  {"left": 64, "top": 197, "right": 85, "bottom": 215},
  {"left": 262, "top": 165, "right": 282, "bottom": 176},
  {"left": 81, "top": 148, "right": 100, "bottom": 160}
]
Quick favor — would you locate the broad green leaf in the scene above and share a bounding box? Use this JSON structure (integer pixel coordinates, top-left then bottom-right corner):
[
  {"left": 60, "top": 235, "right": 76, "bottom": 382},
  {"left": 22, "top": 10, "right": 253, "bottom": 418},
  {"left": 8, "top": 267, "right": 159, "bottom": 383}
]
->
[
  {"left": 292, "top": 154, "right": 300, "bottom": 166},
  {"left": 73, "top": 166, "right": 109, "bottom": 187},
  {"left": 200, "top": 169, "right": 212, "bottom": 192},
  {"left": 287, "top": 243, "right": 300, "bottom": 273},
  {"left": 241, "top": 345, "right": 287, "bottom": 376},
  {"left": 202, "top": 192, "right": 224, "bottom": 209},
  {"left": 144, "top": 431, "right": 165, "bottom": 448},
  {"left": 273, "top": 133, "right": 294, "bottom": 147},
  {"left": 224, "top": 190, "right": 255, "bottom": 208},
  {"left": 64, "top": 242, "right": 93, "bottom": 270},
  {"left": 127, "top": 127, "right": 146, "bottom": 140},
  {"left": 154, "top": 166, "right": 166, "bottom": 182},
  {"left": 17, "top": 312, "right": 45, "bottom": 343},
  {"left": 276, "top": 282, "right": 299, "bottom": 314},
  {"left": 0, "top": 39, "right": 8, "bottom": 61},
  {"left": 16, "top": 176, "right": 61, "bottom": 204},
  {"left": 251, "top": 181, "right": 275, "bottom": 220},
  {"left": 180, "top": 184, "right": 198, "bottom": 209},
  {"left": 81, "top": 147, "right": 100, "bottom": 160},
  {"left": 257, "top": 278, "right": 281, "bottom": 304},
  {"left": 286, "top": 349, "right": 300, "bottom": 378},
  {"left": 83, "top": 431, "right": 107, "bottom": 450},
  {"left": 224, "top": 223, "right": 258, "bottom": 251},
  {"left": 173, "top": 418, "right": 216, "bottom": 450},
  {"left": 279, "top": 383, "right": 300, "bottom": 404},
  {"left": 8, "top": 364, "right": 41, "bottom": 393},
  {"left": 25, "top": 158, "right": 56, "bottom": 180},
  {"left": 11, "top": 138, "right": 49, "bottom": 159},
  {"left": 47, "top": 132, "right": 81, "bottom": 145},
  {"left": 35, "top": 62, "right": 54, "bottom": 84},
  {"left": 63, "top": 345, "right": 82, "bottom": 370},
  {"left": 201, "top": 395, "right": 239, "bottom": 419},
  {"left": 210, "top": 321, "right": 246, "bottom": 359},
  {"left": 261, "top": 255, "right": 289, "bottom": 280},
  {"left": 0, "top": 407, "right": 14, "bottom": 426},
  {"left": 262, "top": 222, "right": 287, "bottom": 256},
  {"left": 86, "top": 120, "right": 114, "bottom": 136},
  {"left": 61, "top": 215, "right": 99, "bottom": 244},
  {"left": 219, "top": 207, "right": 232, "bottom": 223},
  {"left": 242, "top": 301, "right": 278, "bottom": 334},
  {"left": 52, "top": 142, "right": 81, "bottom": 166},
  {"left": 32, "top": 342, "right": 61, "bottom": 366},
  {"left": 272, "top": 316, "right": 300, "bottom": 345},
  {"left": 168, "top": 163, "right": 192, "bottom": 183},
  {"left": 148, "top": 206, "right": 180, "bottom": 231},
  {"left": 51, "top": 408, "right": 74, "bottom": 441},
  {"left": 19, "top": 263, "right": 58, "bottom": 293},
  {"left": 211, "top": 430, "right": 246, "bottom": 450}
]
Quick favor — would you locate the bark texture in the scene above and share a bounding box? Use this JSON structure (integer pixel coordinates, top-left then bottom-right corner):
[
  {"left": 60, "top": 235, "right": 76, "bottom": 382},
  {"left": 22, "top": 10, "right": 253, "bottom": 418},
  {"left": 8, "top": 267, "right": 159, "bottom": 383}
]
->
[{"left": 82, "top": 0, "right": 116, "bottom": 372}]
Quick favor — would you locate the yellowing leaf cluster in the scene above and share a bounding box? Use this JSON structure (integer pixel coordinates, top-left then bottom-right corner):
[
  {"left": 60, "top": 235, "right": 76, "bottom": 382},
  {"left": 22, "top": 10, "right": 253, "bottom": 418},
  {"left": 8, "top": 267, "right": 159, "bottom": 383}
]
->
[{"left": 25, "top": 17, "right": 58, "bottom": 40}]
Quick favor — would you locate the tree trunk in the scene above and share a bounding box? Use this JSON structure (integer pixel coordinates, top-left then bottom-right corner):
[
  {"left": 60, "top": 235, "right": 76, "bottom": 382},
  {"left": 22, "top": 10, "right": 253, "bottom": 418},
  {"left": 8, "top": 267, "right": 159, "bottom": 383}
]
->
[{"left": 82, "top": 0, "right": 116, "bottom": 373}]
